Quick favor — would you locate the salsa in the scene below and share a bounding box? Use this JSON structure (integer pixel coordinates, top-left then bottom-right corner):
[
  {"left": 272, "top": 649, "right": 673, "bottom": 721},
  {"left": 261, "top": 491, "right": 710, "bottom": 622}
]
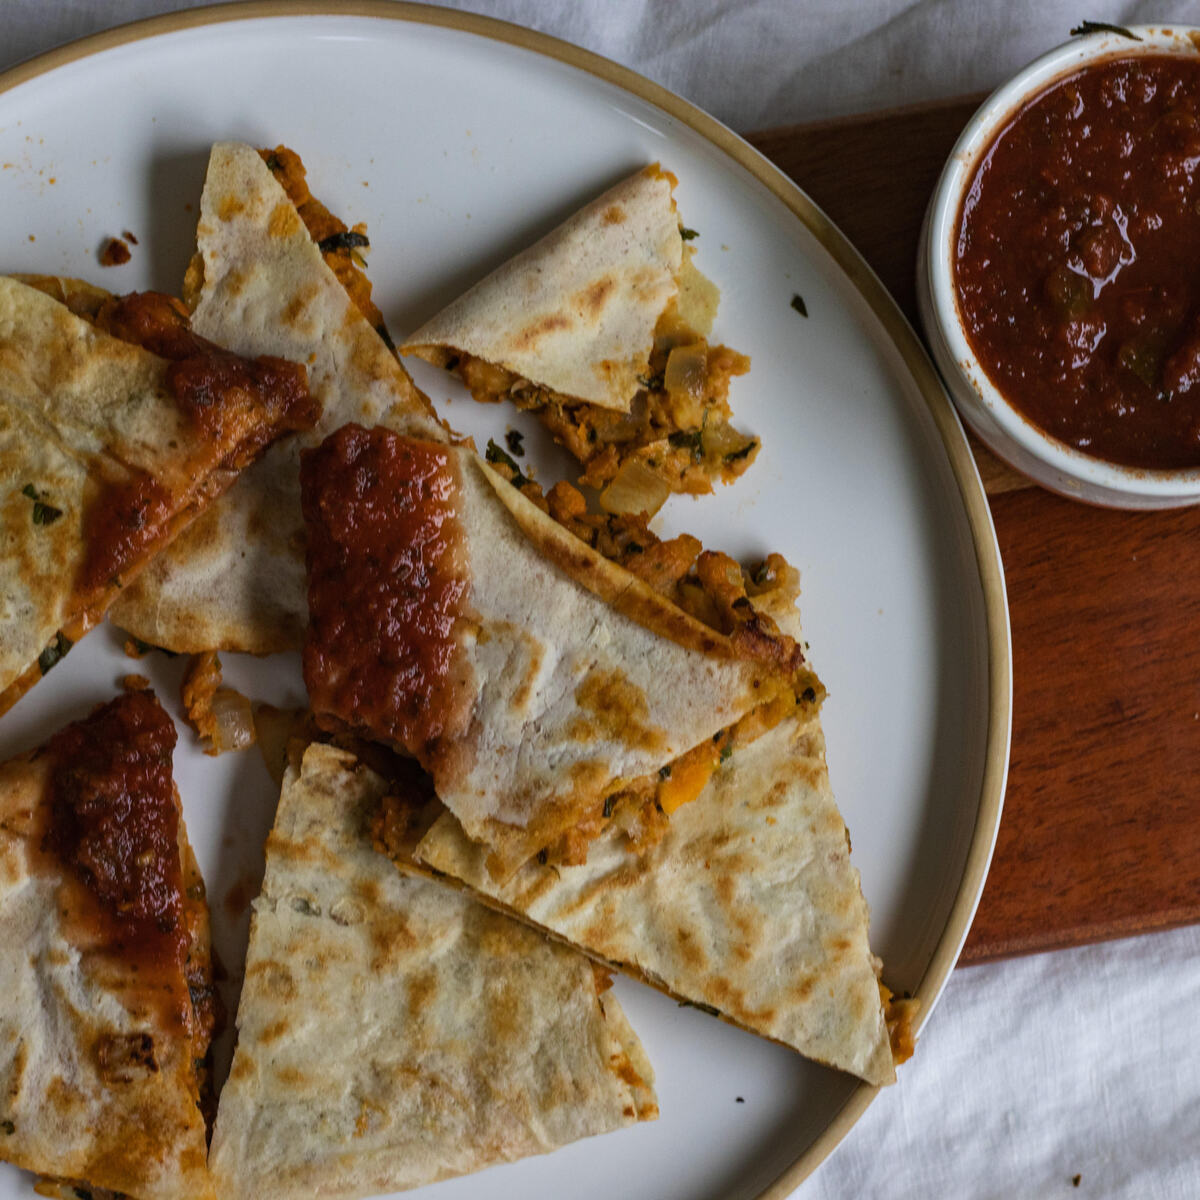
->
[
  {"left": 300, "top": 425, "right": 470, "bottom": 753},
  {"left": 955, "top": 54, "right": 1200, "bottom": 468},
  {"left": 45, "top": 690, "right": 187, "bottom": 970}
]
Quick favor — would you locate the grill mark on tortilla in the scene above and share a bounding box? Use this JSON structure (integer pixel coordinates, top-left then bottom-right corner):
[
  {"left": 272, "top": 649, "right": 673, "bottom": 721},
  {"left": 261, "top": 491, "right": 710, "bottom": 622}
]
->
[
  {"left": 576, "top": 275, "right": 615, "bottom": 319},
  {"left": 513, "top": 311, "right": 571, "bottom": 351},
  {"left": 245, "top": 959, "right": 297, "bottom": 1001},
  {"left": 223, "top": 267, "right": 248, "bottom": 299},
  {"left": 258, "top": 1018, "right": 291, "bottom": 1045},
  {"left": 282, "top": 281, "right": 323, "bottom": 334},
  {"left": 407, "top": 969, "right": 437, "bottom": 1021},
  {"left": 268, "top": 200, "right": 303, "bottom": 240}
]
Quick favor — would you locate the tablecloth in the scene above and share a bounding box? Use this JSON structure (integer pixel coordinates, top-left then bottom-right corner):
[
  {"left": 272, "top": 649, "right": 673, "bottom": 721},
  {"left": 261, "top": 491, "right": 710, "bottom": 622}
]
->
[{"left": 3, "top": 3, "right": 1200, "bottom": 1198}]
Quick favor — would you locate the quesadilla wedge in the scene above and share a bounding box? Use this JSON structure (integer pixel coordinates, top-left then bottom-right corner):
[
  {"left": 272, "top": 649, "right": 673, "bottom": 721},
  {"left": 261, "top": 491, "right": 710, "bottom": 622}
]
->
[
  {"left": 401, "top": 165, "right": 757, "bottom": 515},
  {"left": 0, "top": 275, "right": 316, "bottom": 716},
  {"left": 209, "top": 740, "right": 656, "bottom": 1200},
  {"left": 110, "top": 141, "right": 447, "bottom": 655},
  {"left": 300, "top": 424, "right": 817, "bottom": 880},
  {"left": 382, "top": 690, "right": 899, "bottom": 1087},
  {"left": 0, "top": 690, "right": 219, "bottom": 1199}
]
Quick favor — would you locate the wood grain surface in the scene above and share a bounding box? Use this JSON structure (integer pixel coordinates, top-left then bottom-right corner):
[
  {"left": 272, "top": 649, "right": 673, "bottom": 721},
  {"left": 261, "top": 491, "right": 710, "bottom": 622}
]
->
[{"left": 746, "top": 101, "right": 1200, "bottom": 964}]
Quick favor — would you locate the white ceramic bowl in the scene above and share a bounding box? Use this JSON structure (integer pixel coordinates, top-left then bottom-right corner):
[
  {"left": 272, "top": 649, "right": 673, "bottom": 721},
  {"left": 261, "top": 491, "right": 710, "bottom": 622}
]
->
[{"left": 918, "top": 24, "right": 1200, "bottom": 508}]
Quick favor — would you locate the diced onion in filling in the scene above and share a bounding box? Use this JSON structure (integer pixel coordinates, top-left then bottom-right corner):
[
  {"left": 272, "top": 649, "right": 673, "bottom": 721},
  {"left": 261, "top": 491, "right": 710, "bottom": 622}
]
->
[
  {"left": 701, "top": 418, "right": 755, "bottom": 459},
  {"left": 599, "top": 457, "right": 673, "bottom": 517},
  {"left": 664, "top": 342, "right": 709, "bottom": 428},
  {"left": 208, "top": 689, "right": 256, "bottom": 755}
]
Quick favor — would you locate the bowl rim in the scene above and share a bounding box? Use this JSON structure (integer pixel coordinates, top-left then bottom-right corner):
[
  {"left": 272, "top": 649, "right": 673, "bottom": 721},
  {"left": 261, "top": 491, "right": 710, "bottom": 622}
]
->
[{"left": 924, "top": 23, "right": 1200, "bottom": 499}]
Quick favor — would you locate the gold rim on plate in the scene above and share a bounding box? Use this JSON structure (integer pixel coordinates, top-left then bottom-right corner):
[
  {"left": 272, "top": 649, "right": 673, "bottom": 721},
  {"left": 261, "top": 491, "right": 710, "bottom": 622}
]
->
[{"left": 0, "top": 3, "right": 1012, "bottom": 1194}]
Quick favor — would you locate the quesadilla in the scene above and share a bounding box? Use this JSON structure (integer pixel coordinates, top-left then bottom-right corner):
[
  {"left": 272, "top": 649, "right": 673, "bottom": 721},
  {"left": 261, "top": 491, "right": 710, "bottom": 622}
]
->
[
  {"left": 300, "top": 424, "right": 817, "bottom": 880},
  {"left": 0, "top": 275, "right": 316, "bottom": 716},
  {"left": 209, "top": 740, "right": 656, "bottom": 1200},
  {"left": 401, "top": 165, "right": 758, "bottom": 515},
  {"left": 0, "top": 690, "right": 219, "bottom": 1199},
  {"left": 383, "top": 685, "right": 898, "bottom": 1087},
  {"left": 110, "top": 141, "right": 447, "bottom": 655}
]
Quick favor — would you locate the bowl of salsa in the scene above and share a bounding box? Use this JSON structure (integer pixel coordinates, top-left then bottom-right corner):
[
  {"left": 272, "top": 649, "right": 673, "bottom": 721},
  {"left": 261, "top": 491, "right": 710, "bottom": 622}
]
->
[{"left": 919, "top": 25, "right": 1200, "bottom": 507}]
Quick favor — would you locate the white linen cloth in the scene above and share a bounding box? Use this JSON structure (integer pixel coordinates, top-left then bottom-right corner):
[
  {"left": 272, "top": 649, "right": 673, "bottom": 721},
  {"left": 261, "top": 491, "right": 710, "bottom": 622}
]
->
[
  {"left": 5, "top": 0, "right": 1200, "bottom": 127},
  {"left": 803, "top": 923, "right": 1200, "bottom": 1200},
  {"left": 4, "top": 3, "right": 1200, "bottom": 1198}
]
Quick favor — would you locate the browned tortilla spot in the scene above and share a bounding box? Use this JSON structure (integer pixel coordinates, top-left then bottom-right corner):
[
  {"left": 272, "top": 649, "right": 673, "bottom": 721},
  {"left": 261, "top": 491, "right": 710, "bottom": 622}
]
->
[
  {"left": 514, "top": 311, "right": 572, "bottom": 351},
  {"left": 268, "top": 200, "right": 303, "bottom": 239},
  {"left": 568, "top": 668, "right": 666, "bottom": 753},
  {"left": 577, "top": 275, "right": 615, "bottom": 318},
  {"left": 217, "top": 194, "right": 245, "bottom": 221}
]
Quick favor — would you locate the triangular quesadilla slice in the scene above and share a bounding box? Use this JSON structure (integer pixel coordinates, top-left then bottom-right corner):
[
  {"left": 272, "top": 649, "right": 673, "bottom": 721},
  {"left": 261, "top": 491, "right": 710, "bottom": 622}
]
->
[
  {"left": 401, "top": 165, "right": 757, "bottom": 515},
  {"left": 111, "top": 141, "right": 447, "bottom": 655},
  {"left": 0, "top": 690, "right": 219, "bottom": 1198},
  {"left": 300, "top": 425, "right": 816, "bottom": 880},
  {"left": 209, "top": 741, "right": 656, "bottom": 1200},
  {"left": 0, "top": 275, "right": 317, "bottom": 716}
]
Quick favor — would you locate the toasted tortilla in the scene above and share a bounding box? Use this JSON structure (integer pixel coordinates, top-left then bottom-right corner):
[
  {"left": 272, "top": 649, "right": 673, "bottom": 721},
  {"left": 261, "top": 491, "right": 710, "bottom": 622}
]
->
[
  {"left": 208, "top": 742, "right": 656, "bottom": 1200},
  {"left": 401, "top": 167, "right": 759, "bottom": 511},
  {"left": 0, "top": 275, "right": 315, "bottom": 715},
  {"left": 406, "top": 704, "right": 895, "bottom": 1086},
  {"left": 110, "top": 140, "right": 446, "bottom": 654},
  {"left": 403, "top": 166, "right": 682, "bottom": 411},
  {"left": 0, "top": 692, "right": 217, "bottom": 1199},
  {"left": 301, "top": 427, "right": 811, "bottom": 878}
]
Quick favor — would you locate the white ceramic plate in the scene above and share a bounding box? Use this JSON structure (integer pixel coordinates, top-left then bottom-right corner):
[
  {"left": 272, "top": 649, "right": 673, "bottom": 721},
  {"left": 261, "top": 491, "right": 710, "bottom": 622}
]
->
[{"left": 0, "top": 6, "right": 1010, "bottom": 1198}]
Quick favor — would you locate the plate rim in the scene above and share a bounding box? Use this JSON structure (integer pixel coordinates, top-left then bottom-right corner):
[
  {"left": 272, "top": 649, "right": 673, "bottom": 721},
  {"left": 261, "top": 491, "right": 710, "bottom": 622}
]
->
[{"left": 0, "top": 3, "right": 1013, "bottom": 1194}]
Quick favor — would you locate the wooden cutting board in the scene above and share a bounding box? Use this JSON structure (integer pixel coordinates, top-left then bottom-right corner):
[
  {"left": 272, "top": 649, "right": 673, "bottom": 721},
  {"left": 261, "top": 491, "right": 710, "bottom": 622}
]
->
[{"left": 746, "top": 100, "right": 1200, "bottom": 965}]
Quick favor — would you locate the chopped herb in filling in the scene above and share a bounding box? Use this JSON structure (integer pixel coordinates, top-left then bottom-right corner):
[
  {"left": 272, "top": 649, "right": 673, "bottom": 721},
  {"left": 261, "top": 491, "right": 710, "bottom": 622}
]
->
[
  {"left": 22, "top": 483, "right": 63, "bottom": 526},
  {"left": 38, "top": 631, "right": 72, "bottom": 675}
]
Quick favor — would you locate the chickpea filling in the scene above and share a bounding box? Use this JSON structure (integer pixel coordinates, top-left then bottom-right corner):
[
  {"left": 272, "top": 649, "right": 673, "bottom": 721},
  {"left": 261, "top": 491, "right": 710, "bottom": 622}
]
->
[
  {"left": 258, "top": 146, "right": 385, "bottom": 335},
  {"left": 441, "top": 299, "right": 756, "bottom": 515}
]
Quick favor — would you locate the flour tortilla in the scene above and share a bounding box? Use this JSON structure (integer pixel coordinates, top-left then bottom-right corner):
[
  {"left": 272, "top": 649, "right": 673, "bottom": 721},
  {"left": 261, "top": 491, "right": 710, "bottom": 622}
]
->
[
  {"left": 411, "top": 703, "right": 895, "bottom": 1086},
  {"left": 302, "top": 432, "right": 809, "bottom": 879},
  {"left": 209, "top": 742, "right": 656, "bottom": 1200},
  {"left": 111, "top": 140, "right": 446, "bottom": 654},
  {"left": 401, "top": 165, "right": 683, "bottom": 411},
  {"left": 0, "top": 273, "right": 309, "bottom": 716},
  {"left": 400, "top": 583, "right": 895, "bottom": 1085},
  {"left": 0, "top": 697, "right": 216, "bottom": 1199}
]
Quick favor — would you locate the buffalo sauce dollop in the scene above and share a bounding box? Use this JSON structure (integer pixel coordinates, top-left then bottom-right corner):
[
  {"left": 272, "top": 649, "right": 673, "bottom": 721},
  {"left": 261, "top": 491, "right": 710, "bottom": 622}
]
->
[
  {"left": 955, "top": 54, "right": 1200, "bottom": 468},
  {"left": 300, "top": 424, "right": 469, "bottom": 754},
  {"left": 45, "top": 690, "right": 187, "bottom": 971}
]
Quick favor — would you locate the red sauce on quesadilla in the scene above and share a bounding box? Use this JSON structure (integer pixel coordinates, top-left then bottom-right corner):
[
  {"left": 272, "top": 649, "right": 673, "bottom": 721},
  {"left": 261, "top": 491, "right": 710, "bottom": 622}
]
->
[
  {"left": 301, "top": 425, "right": 470, "bottom": 754},
  {"left": 95, "top": 290, "right": 315, "bottom": 444},
  {"left": 75, "top": 291, "right": 316, "bottom": 598},
  {"left": 45, "top": 691, "right": 188, "bottom": 972},
  {"left": 78, "top": 470, "right": 174, "bottom": 598}
]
